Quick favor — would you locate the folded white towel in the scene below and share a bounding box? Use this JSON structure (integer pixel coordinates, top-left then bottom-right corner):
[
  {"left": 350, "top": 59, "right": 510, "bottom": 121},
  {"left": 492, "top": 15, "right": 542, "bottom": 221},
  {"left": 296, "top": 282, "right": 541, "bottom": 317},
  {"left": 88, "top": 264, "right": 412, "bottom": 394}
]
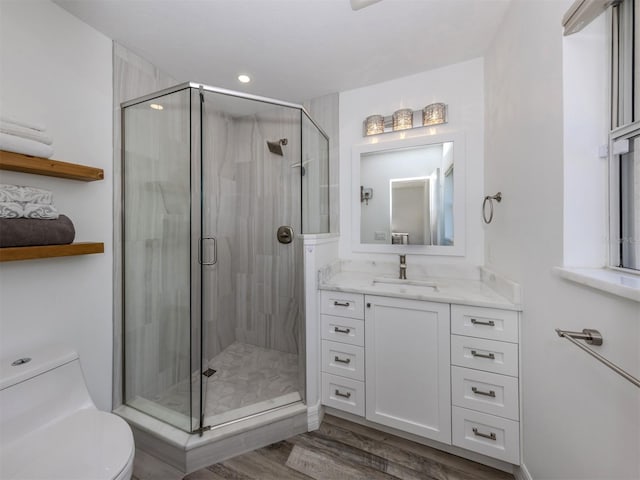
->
[
  {"left": 0, "top": 133, "right": 54, "bottom": 159},
  {"left": 23, "top": 202, "right": 59, "bottom": 219},
  {"left": 0, "top": 202, "right": 23, "bottom": 219},
  {"left": 0, "top": 201, "right": 58, "bottom": 219},
  {"left": 0, "top": 115, "right": 46, "bottom": 132},
  {"left": 0, "top": 184, "right": 54, "bottom": 204},
  {"left": 0, "top": 122, "right": 53, "bottom": 145}
]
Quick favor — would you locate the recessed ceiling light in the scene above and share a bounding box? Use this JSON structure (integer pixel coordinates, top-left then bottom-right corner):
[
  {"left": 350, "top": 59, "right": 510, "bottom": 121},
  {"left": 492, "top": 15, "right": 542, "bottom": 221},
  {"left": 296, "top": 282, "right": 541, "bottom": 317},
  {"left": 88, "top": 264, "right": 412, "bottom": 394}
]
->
[
  {"left": 150, "top": 103, "right": 163, "bottom": 110},
  {"left": 238, "top": 74, "right": 251, "bottom": 84}
]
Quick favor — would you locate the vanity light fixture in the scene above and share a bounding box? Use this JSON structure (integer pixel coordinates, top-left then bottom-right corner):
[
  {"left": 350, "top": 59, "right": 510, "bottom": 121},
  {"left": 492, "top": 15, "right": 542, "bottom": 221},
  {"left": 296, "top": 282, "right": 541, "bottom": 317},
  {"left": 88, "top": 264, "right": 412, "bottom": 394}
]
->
[
  {"left": 392, "top": 108, "right": 413, "bottom": 131},
  {"left": 149, "top": 103, "right": 164, "bottom": 110},
  {"left": 365, "top": 115, "right": 385, "bottom": 136},
  {"left": 362, "top": 103, "right": 447, "bottom": 136},
  {"left": 422, "top": 103, "right": 447, "bottom": 126}
]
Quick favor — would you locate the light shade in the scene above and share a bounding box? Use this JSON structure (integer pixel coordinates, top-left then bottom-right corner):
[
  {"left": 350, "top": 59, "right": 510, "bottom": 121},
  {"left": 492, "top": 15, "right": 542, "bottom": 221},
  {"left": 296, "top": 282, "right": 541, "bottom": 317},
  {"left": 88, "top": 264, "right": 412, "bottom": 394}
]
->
[
  {"left": 365, "top": 115, "right": 385, "bottom": 136},
  {"left": 423, "top": 103, "right": 447, "bottom": 126},
  {"left": 392, "top": 109, "right": 413, "bottom": 131}
]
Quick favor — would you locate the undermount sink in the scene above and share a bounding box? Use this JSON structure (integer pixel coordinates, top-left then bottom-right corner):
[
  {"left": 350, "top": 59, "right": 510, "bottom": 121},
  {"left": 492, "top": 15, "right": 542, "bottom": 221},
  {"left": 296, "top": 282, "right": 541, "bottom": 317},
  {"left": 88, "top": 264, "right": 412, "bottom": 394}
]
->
[{"left": 372, "top": 277, "right": 439, "bottom": 291}]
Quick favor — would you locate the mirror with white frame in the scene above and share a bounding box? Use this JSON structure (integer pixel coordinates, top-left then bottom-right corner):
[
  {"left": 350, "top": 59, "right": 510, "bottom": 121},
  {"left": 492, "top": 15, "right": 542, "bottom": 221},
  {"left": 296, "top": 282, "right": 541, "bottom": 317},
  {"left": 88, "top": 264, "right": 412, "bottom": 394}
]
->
[{"left": 352, "top": 133, "right": 465, "bottom": 255}]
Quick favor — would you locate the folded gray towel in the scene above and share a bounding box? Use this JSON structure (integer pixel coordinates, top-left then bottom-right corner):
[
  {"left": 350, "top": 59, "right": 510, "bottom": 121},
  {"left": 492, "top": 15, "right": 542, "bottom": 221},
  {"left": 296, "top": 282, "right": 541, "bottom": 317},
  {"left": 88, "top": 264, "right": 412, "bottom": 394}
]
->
[{"left": 0, "top": 215, "right": 75, "bottom": 247}]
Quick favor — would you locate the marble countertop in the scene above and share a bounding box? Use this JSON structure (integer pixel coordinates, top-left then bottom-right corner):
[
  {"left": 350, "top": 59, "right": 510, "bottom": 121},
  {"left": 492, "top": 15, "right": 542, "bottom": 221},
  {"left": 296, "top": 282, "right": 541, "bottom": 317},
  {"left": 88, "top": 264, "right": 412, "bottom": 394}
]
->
[{"left": 319, "top": 270, "right": 521, "bottom": 311}]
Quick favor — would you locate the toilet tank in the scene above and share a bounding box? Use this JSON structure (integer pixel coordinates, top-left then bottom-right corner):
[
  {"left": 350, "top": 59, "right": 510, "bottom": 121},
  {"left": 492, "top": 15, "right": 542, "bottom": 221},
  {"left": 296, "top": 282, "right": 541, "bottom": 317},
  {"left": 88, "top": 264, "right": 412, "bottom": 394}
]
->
[{"left": 0, "top": 345, "right": 96, "bottom": 448}]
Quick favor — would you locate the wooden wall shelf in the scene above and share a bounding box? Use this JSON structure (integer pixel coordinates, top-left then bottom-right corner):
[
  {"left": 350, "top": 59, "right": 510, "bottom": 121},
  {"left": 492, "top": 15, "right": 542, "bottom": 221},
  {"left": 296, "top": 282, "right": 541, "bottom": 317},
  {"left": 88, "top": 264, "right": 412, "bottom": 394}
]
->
[
  {"left": 0, "top": 150, "right": 104, "bottom": 181},
  {"left": 0, "top": 150, "right": 105, "bottom": 262},
  {"left": 0, "top": 242, "right": 105, "bottom": 262}
]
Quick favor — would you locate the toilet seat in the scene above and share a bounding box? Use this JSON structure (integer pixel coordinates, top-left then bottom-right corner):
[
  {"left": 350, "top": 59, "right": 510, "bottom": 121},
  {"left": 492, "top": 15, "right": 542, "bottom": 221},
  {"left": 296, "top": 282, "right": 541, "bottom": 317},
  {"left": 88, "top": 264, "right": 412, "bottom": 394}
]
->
[{"left": 1, "top": 409, "right": 134, "bottom": 480}]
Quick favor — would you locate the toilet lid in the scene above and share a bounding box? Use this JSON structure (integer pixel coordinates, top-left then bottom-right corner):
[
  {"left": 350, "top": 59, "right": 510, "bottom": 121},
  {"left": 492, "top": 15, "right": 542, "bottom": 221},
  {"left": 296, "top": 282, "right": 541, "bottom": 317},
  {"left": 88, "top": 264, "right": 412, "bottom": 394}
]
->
[{"left": 1, "top": 409, "right": 134, "bottom": 480}]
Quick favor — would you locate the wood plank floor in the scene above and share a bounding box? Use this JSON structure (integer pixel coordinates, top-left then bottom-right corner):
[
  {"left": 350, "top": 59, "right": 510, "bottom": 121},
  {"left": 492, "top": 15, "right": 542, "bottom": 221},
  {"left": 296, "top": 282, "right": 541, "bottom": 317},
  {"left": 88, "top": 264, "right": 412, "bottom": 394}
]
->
[{"left": 178, "top": 415, "right": 514, "bottom": 480}]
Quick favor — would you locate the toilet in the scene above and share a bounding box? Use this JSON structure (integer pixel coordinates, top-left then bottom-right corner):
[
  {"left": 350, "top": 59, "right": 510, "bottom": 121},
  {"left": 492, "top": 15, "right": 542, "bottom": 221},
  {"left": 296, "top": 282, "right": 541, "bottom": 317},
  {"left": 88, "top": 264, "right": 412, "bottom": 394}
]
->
[{"left": 0, "top": 345, "right": 134, "bottom": 480}]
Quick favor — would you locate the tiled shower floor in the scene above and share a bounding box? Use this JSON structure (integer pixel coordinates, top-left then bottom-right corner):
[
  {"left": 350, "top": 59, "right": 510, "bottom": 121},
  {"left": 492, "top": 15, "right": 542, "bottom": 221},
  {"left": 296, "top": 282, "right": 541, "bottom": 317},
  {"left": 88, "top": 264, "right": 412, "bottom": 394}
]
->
[
  {"left": 137, "top": 342, "right": 301, "bottom": 428},
  {"left": 204, "top": 342, "right": 300, "bottom": 417}
]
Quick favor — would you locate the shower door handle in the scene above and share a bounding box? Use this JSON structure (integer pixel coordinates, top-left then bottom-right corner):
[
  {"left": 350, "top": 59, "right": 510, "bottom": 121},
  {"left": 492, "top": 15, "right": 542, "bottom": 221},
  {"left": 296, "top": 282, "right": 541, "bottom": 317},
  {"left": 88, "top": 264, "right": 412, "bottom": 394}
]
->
[{"left": 199, "top": 237, "right": 217, "bottom": 265}]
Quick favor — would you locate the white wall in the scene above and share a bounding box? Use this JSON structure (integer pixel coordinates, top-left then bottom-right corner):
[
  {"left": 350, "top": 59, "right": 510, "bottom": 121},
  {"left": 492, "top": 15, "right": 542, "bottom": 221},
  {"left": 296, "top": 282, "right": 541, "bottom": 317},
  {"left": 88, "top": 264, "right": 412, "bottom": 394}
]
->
[
  {"left": 0, "top": 1, "right": 113, "bottom": 410},
  {"left": 484, "top": 1, "right": 640, "bottom": 479},
  {"left": 339, "top": 58, "right": 484, "bottom": 265}
]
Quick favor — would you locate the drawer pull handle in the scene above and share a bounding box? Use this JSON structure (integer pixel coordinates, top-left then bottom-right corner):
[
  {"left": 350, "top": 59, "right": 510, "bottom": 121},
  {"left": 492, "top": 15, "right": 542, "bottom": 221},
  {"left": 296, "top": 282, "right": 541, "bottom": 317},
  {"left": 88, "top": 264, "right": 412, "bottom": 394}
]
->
[
  {"left": 472, "top": 427, "right": 497, "bottom": 441},
  {"left": 334, "top": 301, "right": 350, "bottom": 307},
  {"left": 334, "top": 327, "right": 351, "bottom": 334},
  {"left": 471, "top": 318, "right": 495, "bottom": 327},
  {"left": 471, "top": 350, "right": 496, "bottom": 360},
  {"left": 472, "top": 387, "right": 496, "bottom": 398},
  {"left": 334, "top": 356, "right": 351, "bottom": 365},
  {"left": 335, "top": 389, "right": 352, "bottom": 399}
]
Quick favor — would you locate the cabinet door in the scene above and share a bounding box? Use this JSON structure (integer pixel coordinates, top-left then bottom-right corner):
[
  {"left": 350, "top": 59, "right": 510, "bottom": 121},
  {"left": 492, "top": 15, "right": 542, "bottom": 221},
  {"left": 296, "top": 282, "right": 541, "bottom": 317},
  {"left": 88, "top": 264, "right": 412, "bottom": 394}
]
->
[{"left": 365, "top": 295, "right": 451, "bottom": 443}]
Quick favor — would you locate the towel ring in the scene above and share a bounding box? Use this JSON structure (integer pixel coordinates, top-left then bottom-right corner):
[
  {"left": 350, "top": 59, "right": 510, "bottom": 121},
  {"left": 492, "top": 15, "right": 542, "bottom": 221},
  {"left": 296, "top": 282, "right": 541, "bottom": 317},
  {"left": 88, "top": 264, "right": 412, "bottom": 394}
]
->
[{"left": 482, "top": 192, "right": 502, "bottom": 224}]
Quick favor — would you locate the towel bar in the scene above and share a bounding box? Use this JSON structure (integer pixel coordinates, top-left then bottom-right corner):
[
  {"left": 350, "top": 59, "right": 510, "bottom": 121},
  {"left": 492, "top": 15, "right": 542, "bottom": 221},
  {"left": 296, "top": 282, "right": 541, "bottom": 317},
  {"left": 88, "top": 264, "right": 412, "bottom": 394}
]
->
[{"left": 556, "top": 328, "right": 640, "bottom": 388}]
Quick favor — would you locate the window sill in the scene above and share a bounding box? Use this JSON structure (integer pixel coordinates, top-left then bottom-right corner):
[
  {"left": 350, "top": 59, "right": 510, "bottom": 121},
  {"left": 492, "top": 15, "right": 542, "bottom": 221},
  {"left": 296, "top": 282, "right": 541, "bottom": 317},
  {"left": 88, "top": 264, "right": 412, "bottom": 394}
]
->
[{"left": 554, "top": 267, "right": 640, "bottom": 303}]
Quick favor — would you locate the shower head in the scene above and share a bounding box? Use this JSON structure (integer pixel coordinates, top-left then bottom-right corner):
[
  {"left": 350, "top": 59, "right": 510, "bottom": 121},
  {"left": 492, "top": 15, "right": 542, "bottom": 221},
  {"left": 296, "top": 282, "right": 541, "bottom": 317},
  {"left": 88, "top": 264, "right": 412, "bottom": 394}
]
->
[{"left": 267, "top": 138, "right": 288, "bottom": 156}]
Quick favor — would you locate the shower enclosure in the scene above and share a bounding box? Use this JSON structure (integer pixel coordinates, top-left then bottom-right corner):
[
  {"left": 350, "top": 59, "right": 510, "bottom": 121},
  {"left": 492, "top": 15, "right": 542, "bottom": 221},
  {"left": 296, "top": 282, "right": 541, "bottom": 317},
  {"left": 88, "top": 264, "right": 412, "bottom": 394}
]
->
[{"left": 121, "top": 83, "right": 329, "bottom": 434}]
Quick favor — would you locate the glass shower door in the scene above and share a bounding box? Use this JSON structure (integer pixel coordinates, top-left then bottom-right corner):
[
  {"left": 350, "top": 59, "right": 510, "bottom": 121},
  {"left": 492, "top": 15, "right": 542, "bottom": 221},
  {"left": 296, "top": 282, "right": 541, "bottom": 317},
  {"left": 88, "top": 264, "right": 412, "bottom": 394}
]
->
[
  {"left": 198, "top": 89, "right": 305, "bottom": 428},
  {"left": 122, "top": 87, "right": 203, "bottom": 433}
]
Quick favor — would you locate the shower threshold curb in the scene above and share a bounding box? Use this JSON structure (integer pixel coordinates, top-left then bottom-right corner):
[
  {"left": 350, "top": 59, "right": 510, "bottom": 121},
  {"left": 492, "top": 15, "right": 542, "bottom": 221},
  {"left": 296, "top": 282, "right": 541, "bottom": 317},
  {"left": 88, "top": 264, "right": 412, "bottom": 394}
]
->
[{"left": 114, "top": 402, "right": 309, "bottom": 473}]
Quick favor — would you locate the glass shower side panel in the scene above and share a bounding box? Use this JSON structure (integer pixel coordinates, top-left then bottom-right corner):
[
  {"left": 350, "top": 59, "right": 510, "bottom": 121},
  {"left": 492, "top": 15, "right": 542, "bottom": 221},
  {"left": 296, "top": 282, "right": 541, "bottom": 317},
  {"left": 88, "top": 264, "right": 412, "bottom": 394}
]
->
[
  {"left": 301, "top": 112, "right": 330, "bottom": 234},
  {"left": 122, "top": 88, "right": 195, "bottom": 432}
]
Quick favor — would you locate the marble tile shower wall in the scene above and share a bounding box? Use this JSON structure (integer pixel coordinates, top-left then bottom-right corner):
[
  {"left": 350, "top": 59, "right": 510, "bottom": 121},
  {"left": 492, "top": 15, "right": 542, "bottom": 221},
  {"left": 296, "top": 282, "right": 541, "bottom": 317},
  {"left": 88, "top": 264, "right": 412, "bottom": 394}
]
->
[{"left": 229, "top": 109, "right": 302, "bottom": 355}]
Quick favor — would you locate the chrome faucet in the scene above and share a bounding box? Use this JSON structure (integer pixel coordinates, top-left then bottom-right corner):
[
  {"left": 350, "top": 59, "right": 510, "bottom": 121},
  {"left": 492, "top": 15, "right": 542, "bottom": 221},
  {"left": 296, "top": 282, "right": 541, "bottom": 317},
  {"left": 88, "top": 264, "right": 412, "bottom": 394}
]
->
[{"left": 399, "top": 254, "right": 407, "bottom": 279}]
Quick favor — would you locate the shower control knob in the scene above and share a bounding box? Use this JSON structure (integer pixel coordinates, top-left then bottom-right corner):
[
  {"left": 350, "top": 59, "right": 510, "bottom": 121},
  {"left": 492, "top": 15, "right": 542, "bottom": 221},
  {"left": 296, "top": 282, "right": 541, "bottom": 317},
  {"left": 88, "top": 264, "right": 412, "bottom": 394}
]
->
[{"left": 276, "top": 225, "right": 294, "bottom": 245}]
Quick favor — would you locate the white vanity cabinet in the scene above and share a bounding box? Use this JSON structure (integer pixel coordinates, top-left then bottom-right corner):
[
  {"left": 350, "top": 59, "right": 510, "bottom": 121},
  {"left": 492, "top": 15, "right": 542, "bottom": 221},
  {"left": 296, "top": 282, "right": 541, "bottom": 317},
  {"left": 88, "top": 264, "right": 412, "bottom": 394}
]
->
[
  {"left": 319, "top": 288, "right": 521, "bottom": 465},
  {"left": 450, "top": 305, "right": 521, "bottom": 464},
  {"left": 364, "top": 295, "right": 451, "bottom": 444}
]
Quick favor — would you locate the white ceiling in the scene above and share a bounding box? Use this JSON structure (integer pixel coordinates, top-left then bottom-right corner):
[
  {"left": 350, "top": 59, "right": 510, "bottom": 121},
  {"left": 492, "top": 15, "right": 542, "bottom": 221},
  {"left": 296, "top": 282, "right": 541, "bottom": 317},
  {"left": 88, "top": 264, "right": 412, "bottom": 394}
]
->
[{"left": 53, "top": 0, "right": 511, "bottom": 103}]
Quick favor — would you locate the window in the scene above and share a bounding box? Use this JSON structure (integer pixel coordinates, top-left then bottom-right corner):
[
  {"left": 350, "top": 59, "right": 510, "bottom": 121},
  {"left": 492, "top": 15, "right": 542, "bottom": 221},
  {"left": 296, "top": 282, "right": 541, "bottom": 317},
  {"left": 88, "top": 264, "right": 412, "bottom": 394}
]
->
[{"left": 610, "top": 0, "right": 640, "bottom": 271}]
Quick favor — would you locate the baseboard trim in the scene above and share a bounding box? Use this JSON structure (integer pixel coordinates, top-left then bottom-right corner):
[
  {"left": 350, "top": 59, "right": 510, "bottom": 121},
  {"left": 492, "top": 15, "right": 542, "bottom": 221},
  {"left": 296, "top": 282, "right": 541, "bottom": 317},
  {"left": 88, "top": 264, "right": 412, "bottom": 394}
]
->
[
  {"left": 307, "top": 402, "right": 323, "bottom": 430},
  {"left": 514, "top": 463, "right": 533, "bottom": 480}
]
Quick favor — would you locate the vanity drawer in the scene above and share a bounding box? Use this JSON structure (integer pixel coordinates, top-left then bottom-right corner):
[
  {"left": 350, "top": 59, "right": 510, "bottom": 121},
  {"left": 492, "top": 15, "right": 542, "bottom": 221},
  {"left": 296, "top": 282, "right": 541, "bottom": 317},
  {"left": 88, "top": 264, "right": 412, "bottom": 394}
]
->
[
  {"left": 321, "top": 314, "right": 364, "bottom": 347},
  {"left": 322, "top": 340, "right": 365, "bottom": 381},
  {"left": 451, "top": 335, "right": 518, "bottom": 377},
  {"left": 451, "top": 305, "right": 518, "bottom": 343},
  {"left": 320, "top": 291, "right": 364, "bottom": 319},
  {"left": 451, "top": 366, "right": 519, "bottom": 420},
  {"left": 452, "top": 406, "right": 520, "bottom": 464},
  {"left": 321, "top": 373, "right": 365, "bottom": 416}
]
